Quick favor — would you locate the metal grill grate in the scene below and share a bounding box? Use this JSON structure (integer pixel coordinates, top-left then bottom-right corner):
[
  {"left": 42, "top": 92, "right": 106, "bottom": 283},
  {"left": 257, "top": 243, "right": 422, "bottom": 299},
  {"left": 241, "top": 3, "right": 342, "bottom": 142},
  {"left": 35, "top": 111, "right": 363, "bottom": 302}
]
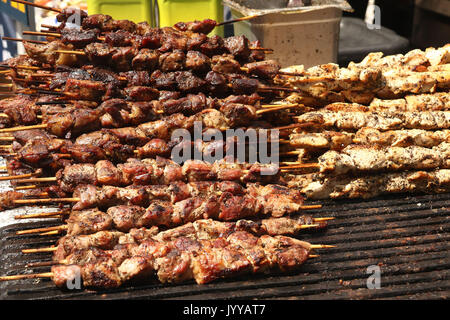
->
[{"left": 0, "top": 193, "right": 449, "bottom": 300}]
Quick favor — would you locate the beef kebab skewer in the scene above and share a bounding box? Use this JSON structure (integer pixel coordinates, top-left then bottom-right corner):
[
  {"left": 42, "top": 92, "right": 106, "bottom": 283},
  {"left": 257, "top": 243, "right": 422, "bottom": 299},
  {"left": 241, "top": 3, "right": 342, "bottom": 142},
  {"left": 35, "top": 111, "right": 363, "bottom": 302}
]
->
[
  {"left": 25, "top": 217, "right": 332, "bottom": 263},
  {"left": 12, "top": 0, "right": 260, "bottom": 36},
  {"left": 0, "top": 91, "right": 295, "bottom": 129},
  {"left": 0, "top": 158, "right": 298, "bottom": 208},
  {"left": 0, "top": 102, "right": 301, "bottom": 140},
  {"left": 1, "top": 229, "right": 332, "bottom": 287},
  {"left": 12, "top": 183, "right": 322, "bottom": 234}
]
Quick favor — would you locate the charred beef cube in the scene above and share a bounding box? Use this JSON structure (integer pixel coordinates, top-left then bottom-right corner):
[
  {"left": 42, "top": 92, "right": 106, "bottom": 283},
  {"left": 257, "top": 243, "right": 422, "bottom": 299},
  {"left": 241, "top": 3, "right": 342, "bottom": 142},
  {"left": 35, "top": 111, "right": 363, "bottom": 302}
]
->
[
  {"left": 211, "top": 54, "right": 241, "bottom": 74},
  {"left": 136, "top": 139, "right": 172, "bottom": 158},
  {"left": 104, "top": 30, "right": 134, "bottom": 47},
  {"left": 108, "top": 127, "right": 149, "bottom": 146},
  {"left": 151, "top": 70, "right": 177, "bottom": 90},
  {"left": 174, "top": 19, "right": 217, "bottom": 34},
  {"left": 85, "top": 43, "right": 116, "bottom": 65},
  {"left": 224, "top": 36, "right": 251, "bottom": 60},
  {"left": 219, "top": 93, "right": 262, "bottom": 107},
  {"left": 82, "top": 14, "right": 114, "bottom": 30},
  {"left": 228, "top": 74, "right": 260, "bottom": 95},
  {"left": 220, "top": 103, "right": 257, "bottom": 127},
  {"left": 121, "top": 71, "right": 152, "bottom": 86},
  {"left": 205, "top": 71, "right": 229, "bottom": 96},
  {"left": 244, "top": 60, "right": 281, "bottom": 79},
  {"left": 4, "top": 103, "right": 39, "bottom": 125},
  {"left": 132, "top": 49, "right": 160, "bottom": 71},
  {"left": 124, "top": 86, "right": 159, "bottom": 101},
  {"left": 56, "top": 7, "right": 88, "bottom": 23},
  {"left": 88, "top": 68, "right": 121, "bottom": 86},
  {"left": 140, "top": 29, "right": 162, "bottom": 49},
  {"left": 111, "top": 20, "right": 137, "bottom": 33},
  {"left": 57, "top": 164, "right": 97, "bottom": 192},
  {"left": 70, "top": 108, "right": 104, "bottom": 137},
  {"left": 249, "top": 40, "right": 265, "bottom": 61},
  {"left": 64, "top": 79, "right": 106, "bottom": 101},
  {"left": 159, "top": 27, "right": 188, "bottom": 52},
  {"left": 66, "top": 144, "right": 108, "bottom": 163},
  {"left": 162, "top": 93, "right": 206, "bottom": 115},
  {"left": 185, "top": 51, "right": 211, "bottom": 74},
  {"left": 61, "top": 28, "right": 100, "bottom": 48},
  {"left": 186, "top": 32, "right": 208, "bottom": 51},
  {"left": 200, "top": 35, "right": 225, "bottom": 57},
  {"left": 111, "top": 47, "right": 137, "bottom": 72},
  {"left": 46, "top": 108, "right": 103, "bottom": 138},
  {"left": 159, "top": 50, "right": 185, "bottom": 72},
  {"left": 24, "top": 41, "right": 79, "bottom": 67},
  {"left": 159, "top": 90, "right": 180, "bottom": 102},
  {"left": 175, "top": 71, "right": 207, "bottom": 93},
  {"left": 17, "top": 139, "right": 54, "bottom": 166},
  {"left": 50, "top": 69, "right": 91, "bottom": 89},
  {"left": 136, "top": 22, "right": 153, "bottom": 35}
]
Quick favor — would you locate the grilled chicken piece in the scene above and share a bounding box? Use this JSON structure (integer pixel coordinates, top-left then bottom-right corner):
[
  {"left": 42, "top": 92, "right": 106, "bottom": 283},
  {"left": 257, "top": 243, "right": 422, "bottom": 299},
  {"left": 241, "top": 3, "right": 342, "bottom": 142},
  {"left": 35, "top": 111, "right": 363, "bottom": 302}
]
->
[
  {"left": 318, "top": 143, "right": 450, "bottom": 175},
  {"left": 300, "top": 169, "right": 450, "bottom": 200},
  {"left": 297, "top": 111, "right": 450, "bottom": 131}
]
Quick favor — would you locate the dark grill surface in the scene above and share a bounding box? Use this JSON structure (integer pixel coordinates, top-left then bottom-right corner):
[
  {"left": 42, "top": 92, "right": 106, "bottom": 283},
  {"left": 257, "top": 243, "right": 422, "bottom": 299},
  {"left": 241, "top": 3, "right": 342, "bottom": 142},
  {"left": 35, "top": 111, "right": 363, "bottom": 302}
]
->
[{"left": 0, "top": 193, "right": 449, "bottom": 300}]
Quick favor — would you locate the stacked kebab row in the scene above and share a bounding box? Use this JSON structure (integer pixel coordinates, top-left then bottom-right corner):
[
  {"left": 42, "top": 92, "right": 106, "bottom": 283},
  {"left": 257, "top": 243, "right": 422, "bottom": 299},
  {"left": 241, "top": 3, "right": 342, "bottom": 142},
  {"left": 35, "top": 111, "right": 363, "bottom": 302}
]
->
[
  {"left": 275, "top": 44, "right": 450, "bottom": 199},
  {"left": 0, "top": 1, "right": 332, "bottom": 289}
]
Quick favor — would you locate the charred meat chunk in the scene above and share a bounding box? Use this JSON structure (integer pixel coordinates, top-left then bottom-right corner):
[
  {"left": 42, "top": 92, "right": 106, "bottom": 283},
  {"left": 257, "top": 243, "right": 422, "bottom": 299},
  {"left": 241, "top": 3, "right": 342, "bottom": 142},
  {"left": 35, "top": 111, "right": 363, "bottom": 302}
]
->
[
  {"left": 132, "top": 49, "right": 160, "bottom": 71},
  {"left": 185, "top": 51, "right": 211, "bottom": 74}
]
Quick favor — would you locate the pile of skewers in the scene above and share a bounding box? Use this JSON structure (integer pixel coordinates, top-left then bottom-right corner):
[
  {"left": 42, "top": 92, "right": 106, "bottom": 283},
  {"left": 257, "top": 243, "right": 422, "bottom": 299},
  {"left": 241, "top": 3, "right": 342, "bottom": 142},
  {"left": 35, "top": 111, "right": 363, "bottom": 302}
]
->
[
  {"left": 0, "top": 1, "right": 333, "bottom": 289},
  {"left": 275, "top": 44, "right": 450, "bottom": 199}
]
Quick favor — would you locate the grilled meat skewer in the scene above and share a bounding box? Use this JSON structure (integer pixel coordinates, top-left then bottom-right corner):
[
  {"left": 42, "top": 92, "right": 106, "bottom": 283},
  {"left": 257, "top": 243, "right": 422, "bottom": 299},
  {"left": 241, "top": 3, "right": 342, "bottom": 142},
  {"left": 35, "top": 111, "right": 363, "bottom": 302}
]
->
[
  {"left": 295, "top": 111, "right": 450, "bottom": 131},
  {"left": 297, "top": 169, "right": 450, "bottom": 200},
  {"left": 318, "top": 142, "right": 450, "bottom": 175}
]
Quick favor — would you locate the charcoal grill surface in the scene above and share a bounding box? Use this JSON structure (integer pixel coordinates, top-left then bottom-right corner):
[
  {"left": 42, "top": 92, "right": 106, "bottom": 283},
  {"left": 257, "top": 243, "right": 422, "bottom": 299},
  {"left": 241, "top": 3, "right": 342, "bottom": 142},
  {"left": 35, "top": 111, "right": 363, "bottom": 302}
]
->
[{"left": 0, "top": 193, "right": 449, "bottom": 300}]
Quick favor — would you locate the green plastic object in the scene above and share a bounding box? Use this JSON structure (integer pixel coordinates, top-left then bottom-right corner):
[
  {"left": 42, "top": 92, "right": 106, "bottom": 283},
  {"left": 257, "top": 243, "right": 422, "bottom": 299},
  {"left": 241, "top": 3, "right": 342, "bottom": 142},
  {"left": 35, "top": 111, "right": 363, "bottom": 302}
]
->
[
  {"left": 87, "top": 0, "right": 155, "bottom": 26},
  {"left": 156, "top": 0, "right": 224, "bottom": 36}
]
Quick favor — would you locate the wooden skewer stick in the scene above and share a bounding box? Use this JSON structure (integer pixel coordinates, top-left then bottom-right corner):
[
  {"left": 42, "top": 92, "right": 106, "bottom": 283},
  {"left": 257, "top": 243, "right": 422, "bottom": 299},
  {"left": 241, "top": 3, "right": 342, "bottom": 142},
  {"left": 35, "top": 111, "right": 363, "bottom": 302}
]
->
[
  {"left": 39, "top": 230, "right": 61, "bottom": 236},
  {"left": 0, "top": 272, "right": 54, "bottom": 281},
  {"left": 11, "top": 0, "right": 62, "bottom": 13},
  {"left": 15, "top": 185, "right": 39, "bottom": 191},
  {"left": 313, "top": 217, "right": 335, "bottom": 222},
  {"left": 54, "top": 50, "right": 85, "bottom": 55},
  {"left": 22, "top": 247, "right": 57, "bottom": 254},
  {"left": 217, "top": 15, "right": 260, "bottom": 26},
  {"left": 256, "top": 104, "right": 301, "bottom": 115},
  {"left": 16, "top": 225, "right": 68, "bottom": 236},
  {"left": 13, "top": 197, "right": 79, "bottom": 205},
  {"left": 26, "top": 260, "right": 66, "bottom": 268},
  {"left": 1, "top": 36, "right": 48, "bottom": 45},
  {"left": 299, "top": 205, "right": 322, "bottom": 210},
  {"left": 15, "top": 211, "right": 68, "bottom": 220},
  {"left": 0, "top": 64, "right": 41, "bottom": 70},
  {"left": 0, "top": 124, "right": 47, "bottom": 133},
  {"left": 23, "top": 31, "right": 61, "bottom": 38},
  {"left": 0, "top": 84, "right": 13, "bottom": 88},
  {"left": 15, "top": 177, "right": 58, "bottom": 184},
  {"left": 310, "top": 244, "right": 336, "bottom": 249},
  {"left": 279, "top": 163, "right": 320, "bottom": 170},
  {"left": 0, "top": 173, "right": 36, "bottom": 181}
]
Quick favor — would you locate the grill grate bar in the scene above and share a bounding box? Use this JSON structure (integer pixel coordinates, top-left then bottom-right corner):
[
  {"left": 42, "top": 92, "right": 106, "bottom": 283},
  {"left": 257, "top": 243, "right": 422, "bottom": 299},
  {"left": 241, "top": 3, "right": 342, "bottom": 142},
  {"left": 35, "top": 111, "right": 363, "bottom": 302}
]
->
[{"left": 1, "top": 192, "right": 449, "bottom": 300}]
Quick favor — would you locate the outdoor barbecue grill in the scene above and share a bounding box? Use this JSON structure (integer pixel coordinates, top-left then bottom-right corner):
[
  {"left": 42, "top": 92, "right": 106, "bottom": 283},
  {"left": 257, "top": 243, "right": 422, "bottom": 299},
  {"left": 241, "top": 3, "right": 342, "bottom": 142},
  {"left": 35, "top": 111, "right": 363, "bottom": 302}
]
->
[{"left": 1, "top": 192, "right": 448, "bottom": 300}]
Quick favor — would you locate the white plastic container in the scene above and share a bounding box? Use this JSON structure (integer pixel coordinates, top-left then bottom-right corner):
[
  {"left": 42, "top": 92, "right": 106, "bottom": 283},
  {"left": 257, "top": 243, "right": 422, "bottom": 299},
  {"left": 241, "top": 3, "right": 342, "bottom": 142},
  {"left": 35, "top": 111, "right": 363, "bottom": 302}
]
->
[{"left": 223, "top": 0, "right": 352, "bottom": 68}]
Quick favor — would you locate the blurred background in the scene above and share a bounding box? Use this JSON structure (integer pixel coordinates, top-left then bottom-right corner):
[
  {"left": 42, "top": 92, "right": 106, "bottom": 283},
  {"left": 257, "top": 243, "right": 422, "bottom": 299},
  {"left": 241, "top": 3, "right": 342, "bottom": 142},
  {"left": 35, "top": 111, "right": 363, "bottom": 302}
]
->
[{"left": 1, "top": 0, "right": 449, "bottom": 67}]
